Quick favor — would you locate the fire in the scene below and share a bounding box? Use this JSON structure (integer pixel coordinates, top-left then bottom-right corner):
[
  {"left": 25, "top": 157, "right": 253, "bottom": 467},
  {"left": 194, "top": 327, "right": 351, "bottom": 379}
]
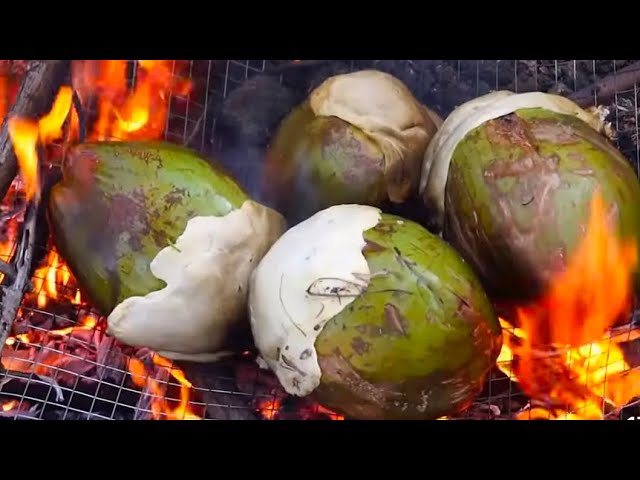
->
[
  {"left": 30, "top": 249, "right": 83, "bottom": 309},
  {"left": 128, "top": 355, "right": 201, "bottom": 421},
  {"left": 7, "top": 86, "right": 73, "bottom": 201},
  {"left": 0, "top": 60, "right": 200, "bottom": 420},
  {"left": 257, "top": 396, "right": 345, "bottom": 420},
  {"left": 258, "top": 398, "right": 282, "bottom": 420},
  {"left": 315, "top": 404, "right": 345, "bottom": 420},
  {"left": 497, "top": 190, "right": 640, "bottom": 420},
  {"left": 0, "top": 75, "right": 7, "bottom": 125},
  {"left": 72, "top": 60, "right": 192, "bottom": 142}
]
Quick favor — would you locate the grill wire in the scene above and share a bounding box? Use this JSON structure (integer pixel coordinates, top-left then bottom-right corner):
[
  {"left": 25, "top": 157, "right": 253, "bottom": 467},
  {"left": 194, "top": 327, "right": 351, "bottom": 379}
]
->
[{"left": 0, "top": 59, "right": 639, "bottom": 420}]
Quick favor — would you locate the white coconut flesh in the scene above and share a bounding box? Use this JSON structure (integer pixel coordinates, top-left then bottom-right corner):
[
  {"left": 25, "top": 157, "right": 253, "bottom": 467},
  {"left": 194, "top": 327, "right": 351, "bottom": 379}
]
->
[
  {"left": 419, "top": 90, "right": 609, "bottom": 231},
  {"left": 106, "top": 199, "right": 286, "bottom": 362},
  {"left": 248, "top": 204, "right": 382, "bottom": 396},
  {"left": 308, "top": 69, "right": 439, "bottom": 203}
]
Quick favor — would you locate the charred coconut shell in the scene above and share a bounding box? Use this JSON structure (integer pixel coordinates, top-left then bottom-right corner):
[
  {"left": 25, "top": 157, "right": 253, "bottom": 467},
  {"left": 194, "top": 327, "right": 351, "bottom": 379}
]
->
[
  {"left": 262, "top": 70, "right": 441, "bottom": 225},
  {"left": 419, "top": 91, "right": 640, "bottom": 302},
  {"left": 249, "top": 204, "right": 502, "bottom": 420},
  {"left": 48, "top": 141, "right": 286, "bottom": 361}
]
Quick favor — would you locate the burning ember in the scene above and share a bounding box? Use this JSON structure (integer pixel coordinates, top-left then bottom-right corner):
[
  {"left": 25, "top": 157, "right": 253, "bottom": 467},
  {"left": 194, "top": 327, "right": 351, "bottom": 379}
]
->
[
  {"left": 256, "top": 396, "right": 345, "bottom": 421},
  {"left": 71, "top": 60, "right": 192, "bottom": 142},
  {"left": 0, "top": 60, "right": 204, "bottom": 420},
  {"left": 496, "top": 190, "right": 640, "bottom": 420},
  {"left": 1, "top": 59, "right": 639, "bottom": 421}
]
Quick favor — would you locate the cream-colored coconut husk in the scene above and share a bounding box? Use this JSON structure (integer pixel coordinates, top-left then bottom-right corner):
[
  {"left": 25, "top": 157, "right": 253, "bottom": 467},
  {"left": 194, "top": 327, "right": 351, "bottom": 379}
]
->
[
  {"left": 249, "top": 204, "right": 382, "bottom": 396},
  {"left": 309, "top": 70, "right": 440, "bottom": 203},
  {"left": 107, "top": 200, "right": 286, "bottom": 362},
  {"left": 419, "top": 90, "right": 612, "bottom": 231}
]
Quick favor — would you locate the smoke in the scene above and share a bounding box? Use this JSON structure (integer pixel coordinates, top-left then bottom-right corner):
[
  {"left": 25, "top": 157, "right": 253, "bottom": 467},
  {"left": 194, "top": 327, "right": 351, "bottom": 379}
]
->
[{"left": 207, "top": 75, "right": 300, "bottom": 206}]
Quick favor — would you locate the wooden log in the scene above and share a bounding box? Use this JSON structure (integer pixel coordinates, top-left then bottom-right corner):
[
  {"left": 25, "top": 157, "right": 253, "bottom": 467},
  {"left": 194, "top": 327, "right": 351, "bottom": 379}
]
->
[
  {"left": 0, "top": 60, "right": 71, "bottom": 201},
  {"left": 569, "top": 60, "right": 640, "bottom": 108}
]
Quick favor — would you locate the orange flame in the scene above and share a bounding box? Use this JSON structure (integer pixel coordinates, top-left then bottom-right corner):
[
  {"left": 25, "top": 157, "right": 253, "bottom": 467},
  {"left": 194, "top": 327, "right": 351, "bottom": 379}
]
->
[
  {"left": 497, "top": 190, "right": 640, "bottom": 420},
  {"left": 0, "top": 75, "right": 7, "bottom": 124},
  {"left": 7, "top": 86, "right": 73, "bottom": 201},
  {"left": 0, "top": 60, "right": 199, "bottom": 420},
  {"left": 258, "top": 398, "right": 282, "bottom": 420},
  {"left": 128, "top": 355, "right": 202, "bottom": 420},
  {"left": 29, "top": 249, "right": 83, "bottom": 309},
  {"left": 72, "top": 60, "right": 192, "bottom": 142},
  {"left": 257, "top": 397, "right": 345, "bottom": 420}
]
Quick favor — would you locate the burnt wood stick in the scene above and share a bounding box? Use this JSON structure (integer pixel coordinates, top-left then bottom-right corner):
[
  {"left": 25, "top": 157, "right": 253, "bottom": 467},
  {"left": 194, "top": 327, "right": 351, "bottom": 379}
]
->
[
  {"left": 569, "top": 60, "right": 640, "bottom": 108},
  {"left": 0, "top": 200, "right": 37, "bottom": 358},
  {"left": 179, "top": 359, "right": 260, "bottom": 420},
  {"left": 0, "top": 60, "right": 71, "bottom": 201}
]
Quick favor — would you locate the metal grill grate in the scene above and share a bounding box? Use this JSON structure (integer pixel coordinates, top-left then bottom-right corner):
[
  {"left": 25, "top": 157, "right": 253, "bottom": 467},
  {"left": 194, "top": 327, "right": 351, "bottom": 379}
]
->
[{"left": 1, "top": 60, "right": 639, "bottom": 420}]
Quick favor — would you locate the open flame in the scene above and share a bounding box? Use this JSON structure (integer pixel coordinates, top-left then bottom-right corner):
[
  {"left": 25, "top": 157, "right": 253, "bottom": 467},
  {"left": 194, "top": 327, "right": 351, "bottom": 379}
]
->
[
  {"left": 0, "top": 60, "right": 201, "bottom": 420},
  {"left": 3, "top": 60, "right": 637, "bottom": 421},
  {"left": 72, "top": 60, "right": 192, "bottom": 142},
  {"left": 256, "top": 396, "right": 345, "bottom": 420},
  {"left": 7, "top": 86, "right": 73, "bottom": 201},
  {"left": 128, "top": 355, "right": 201, "bottom": 420},
  {"left": 29, "top": 249, "right": 82, "bottom": 308},
  {"left": 497, "top": 190, "right": 640, "bottom": 420}
]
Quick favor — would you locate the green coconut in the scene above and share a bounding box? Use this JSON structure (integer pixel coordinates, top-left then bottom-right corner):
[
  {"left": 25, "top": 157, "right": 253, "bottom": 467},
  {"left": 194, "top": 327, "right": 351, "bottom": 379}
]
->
[
  {"left": 419, "top": 91, "right": 640, "bottom": 302},
  {"left": 48, "top": 140, "right": 286, "bottom": 361},
  {"left": 249, "top": 204, "right": 502, "bottom": 420},
  {"left": 262, "top": 70, "right": 441, "bottom": 225}
]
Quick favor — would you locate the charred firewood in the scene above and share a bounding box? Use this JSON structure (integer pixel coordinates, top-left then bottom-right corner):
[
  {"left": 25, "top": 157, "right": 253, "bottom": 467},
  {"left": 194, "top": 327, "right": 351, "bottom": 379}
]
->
[
  {"left": 180, "top": 357, "right": 260, "bottom": 420},
  {"left": 26, "top": 164, "right": 63, "bottom": 278},
  {"left": 0, "top": 200, "right": 38, "bottom": 356},
  {"left": 569, "top": 60, "right": 640, "bottom": 108},
  {"left": 0, "top": 60, "right": 71, "bottom": 201}
]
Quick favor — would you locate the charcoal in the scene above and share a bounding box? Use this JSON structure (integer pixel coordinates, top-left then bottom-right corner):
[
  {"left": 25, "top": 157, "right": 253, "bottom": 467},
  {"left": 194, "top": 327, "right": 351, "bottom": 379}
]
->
[
  {"left": 95, "top": 336, "right": 126, "bottom": 385},
  {"left": 28, "top": 165, "right": 62, "bottom": 279},
  {"left": 179, "top": 358, "right": 260, "bottom": 420},
  {"left": 52, "top": 314, "right": 75, "bottom": 329},
  {"left": 620, "top": 337, "right": 640, "bottom": 368}
]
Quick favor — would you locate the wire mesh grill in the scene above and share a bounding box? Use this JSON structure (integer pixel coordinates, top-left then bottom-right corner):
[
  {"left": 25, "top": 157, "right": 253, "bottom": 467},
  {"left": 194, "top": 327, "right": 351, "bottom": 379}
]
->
[{"left": 0, "top": 59, "right": 639, "bottom": 420}]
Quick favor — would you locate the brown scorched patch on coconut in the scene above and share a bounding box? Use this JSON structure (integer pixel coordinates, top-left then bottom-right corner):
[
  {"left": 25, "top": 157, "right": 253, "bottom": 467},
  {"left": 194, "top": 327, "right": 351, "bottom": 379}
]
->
[
  {"left": 484, "top": 115, "right": 538, "bottom": 152},
  {"left": 350, "top": 337, "right": 371, "bottom": 355},
  {"left": 324, "top": 117, "right": 385, "bottom": 184},
  {"left": 382, "top": 303, "right": 409, "bottom": 337},
  {"left": 166, "top": 187, "right": 187, "bottom": 206},
  {"left": 107, "top": 189, "right": 151, "bottom": 251},
  {"left": 528, "top": 119, "right": 582, "bottom": 145},
  {"left": 316, "top": 348, "right": 394, "bottom": 418}
]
